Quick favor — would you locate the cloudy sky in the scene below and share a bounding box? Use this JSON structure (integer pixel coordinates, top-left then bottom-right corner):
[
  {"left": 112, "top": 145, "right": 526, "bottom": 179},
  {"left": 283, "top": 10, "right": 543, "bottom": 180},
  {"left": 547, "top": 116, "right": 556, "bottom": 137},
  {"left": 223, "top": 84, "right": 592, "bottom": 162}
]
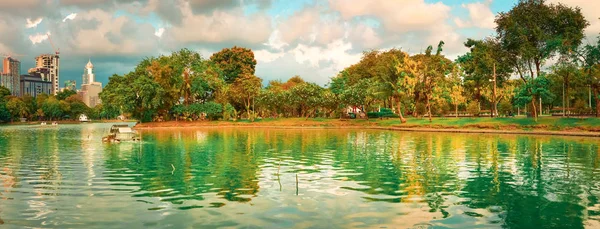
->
[{"left": 1, "top": 0, "right": 599, "bottom": 88}]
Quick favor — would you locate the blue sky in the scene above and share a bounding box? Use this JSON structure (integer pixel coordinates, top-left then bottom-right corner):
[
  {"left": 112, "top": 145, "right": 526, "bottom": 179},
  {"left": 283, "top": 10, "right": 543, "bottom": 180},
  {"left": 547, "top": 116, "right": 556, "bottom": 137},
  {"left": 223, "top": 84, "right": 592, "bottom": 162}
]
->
[{"left": 0, "top": 0, "right": 597, "bottom": 89}]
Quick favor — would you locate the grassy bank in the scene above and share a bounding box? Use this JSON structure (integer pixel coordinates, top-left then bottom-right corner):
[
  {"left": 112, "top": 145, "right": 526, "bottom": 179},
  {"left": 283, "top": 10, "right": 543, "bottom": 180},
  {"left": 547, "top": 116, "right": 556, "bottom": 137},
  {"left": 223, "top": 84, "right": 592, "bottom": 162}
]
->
[{"left": 134, "top": 116, "right": 600, "bottom": 133}]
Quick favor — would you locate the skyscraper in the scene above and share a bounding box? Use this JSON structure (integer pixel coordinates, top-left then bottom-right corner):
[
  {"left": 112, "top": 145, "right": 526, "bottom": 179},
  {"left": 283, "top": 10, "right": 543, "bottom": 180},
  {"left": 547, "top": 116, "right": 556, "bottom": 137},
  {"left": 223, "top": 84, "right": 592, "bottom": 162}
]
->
[
  {"left": 1, "top": 57, "right": 21, "bottom": 96},
  {"left": 35, "top": 54, "right": 59, "bottom": 95},
  {"left": 80, "top": 59, "right": 102, "bottom": 107}
]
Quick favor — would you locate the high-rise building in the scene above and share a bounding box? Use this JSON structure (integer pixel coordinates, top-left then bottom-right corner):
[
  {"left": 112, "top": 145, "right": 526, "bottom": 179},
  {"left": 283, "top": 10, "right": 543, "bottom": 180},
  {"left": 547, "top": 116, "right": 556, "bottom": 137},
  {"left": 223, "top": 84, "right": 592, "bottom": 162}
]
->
[
  {"left": 1, "top": 57, "right": 21, "bottom": 96},
  {"left": 64, "top": 80, "right": 76, "bottom": 91},
  {"left": 20, "top": 74, "right": 52, "bottom": 98},
  {"left": 35, "top": 54, "right": 59, "bottom": 95},
  {"left": 80, "top": 59, "right": 102, "bottom": 107}
]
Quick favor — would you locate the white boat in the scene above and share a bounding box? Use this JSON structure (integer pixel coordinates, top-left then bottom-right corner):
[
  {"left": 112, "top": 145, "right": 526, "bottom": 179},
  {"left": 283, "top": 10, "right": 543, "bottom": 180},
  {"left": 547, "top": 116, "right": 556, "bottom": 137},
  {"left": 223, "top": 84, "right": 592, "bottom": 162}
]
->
[
  {"left": 79, "top": 114, "right": 89, "bottom": 122},
  {"left": 103, "top": 125, "right": 140, "bottom": 143},
  {"left": 51, "top": 122, "right": 58, "bottom": 126},
  {"left": 41, "top": 122, "right": 47, "bottom": 126}
]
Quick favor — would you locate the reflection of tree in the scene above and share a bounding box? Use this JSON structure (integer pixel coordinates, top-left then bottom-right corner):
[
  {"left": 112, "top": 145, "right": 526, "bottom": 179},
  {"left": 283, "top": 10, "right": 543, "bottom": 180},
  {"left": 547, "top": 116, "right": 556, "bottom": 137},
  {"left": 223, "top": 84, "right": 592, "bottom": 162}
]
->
[{"left": 461, "top": 136, "right": 597, "bottom": 228}]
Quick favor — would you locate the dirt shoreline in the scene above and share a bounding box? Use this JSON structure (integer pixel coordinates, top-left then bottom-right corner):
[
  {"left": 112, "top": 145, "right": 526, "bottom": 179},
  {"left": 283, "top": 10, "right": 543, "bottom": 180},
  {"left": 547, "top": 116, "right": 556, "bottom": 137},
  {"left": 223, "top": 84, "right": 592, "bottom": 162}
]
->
[{"left": 134, "top": 121, "right": 600, "bottom": 138}]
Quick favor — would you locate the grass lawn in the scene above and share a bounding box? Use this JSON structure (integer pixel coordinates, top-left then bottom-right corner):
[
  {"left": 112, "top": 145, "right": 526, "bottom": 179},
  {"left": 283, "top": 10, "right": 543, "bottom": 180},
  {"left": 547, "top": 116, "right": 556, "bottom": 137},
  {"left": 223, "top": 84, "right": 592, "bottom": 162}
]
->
[{"left": 136, "top": 116, "right": 600, "bottom": 132}]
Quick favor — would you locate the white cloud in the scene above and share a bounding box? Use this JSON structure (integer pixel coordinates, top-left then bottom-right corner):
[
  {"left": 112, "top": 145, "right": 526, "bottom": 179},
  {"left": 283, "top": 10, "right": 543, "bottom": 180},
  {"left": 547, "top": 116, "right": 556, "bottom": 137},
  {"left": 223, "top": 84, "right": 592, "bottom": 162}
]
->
[
  {"left": 454, "top": 1, "right": 495, "bottom": 29},
  {"left": 26, "top": 17, "right": 43, "bottom": 28},
  {"left": 155, "top": 27, "right": 165, "bottom": 38},
  {"left": 329, "top": 0, "right": 451, "bottom": 33},
  {"left": 254, "top": 49, "right": 284, "bottom": 63},
  {"left": 68, "top": 9, "right": 158, "bottom": 55},
  {"left": 63, "top": 13, "right": 77, "bottom": 22},
  {"left": 168, "top": 1, "right": 271, "bottom": 45},
  {"left": 291, "top": 39, "right": 360, "bottom": 70},
  {"left": 29, "top": 31, "right": 50, "bottom": 44}
]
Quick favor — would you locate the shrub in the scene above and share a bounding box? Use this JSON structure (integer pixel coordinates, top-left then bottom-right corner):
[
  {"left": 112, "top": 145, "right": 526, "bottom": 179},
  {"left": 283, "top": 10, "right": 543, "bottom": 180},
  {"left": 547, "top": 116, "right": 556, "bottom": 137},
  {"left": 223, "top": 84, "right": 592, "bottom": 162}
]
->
[
  {"left": 367, "top": 108, "right": 399, "bottom": 119},
  {"left": 573, "top": 99, "right": 589, "bottom": 115},
  {"left": 467, "top": 101, "right": 480, "bottom": 117},
  {"left": 498, "top": 100, "right": 513, "bottom": 116}
]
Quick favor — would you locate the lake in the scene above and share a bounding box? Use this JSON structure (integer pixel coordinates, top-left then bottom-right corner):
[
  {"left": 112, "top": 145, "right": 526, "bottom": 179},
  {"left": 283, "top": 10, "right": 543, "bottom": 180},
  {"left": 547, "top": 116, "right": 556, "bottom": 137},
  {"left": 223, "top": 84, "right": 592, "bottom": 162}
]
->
[{"left": 1, "top": 123, "right": 600, "bottom": 228}]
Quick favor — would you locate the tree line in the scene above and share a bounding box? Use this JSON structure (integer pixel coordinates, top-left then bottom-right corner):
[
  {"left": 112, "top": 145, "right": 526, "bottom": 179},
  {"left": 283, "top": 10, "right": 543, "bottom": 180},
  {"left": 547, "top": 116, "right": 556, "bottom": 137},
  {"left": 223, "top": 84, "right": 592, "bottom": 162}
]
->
[
  {"left": 0, "top": 88, "right": 114, "bottom": 122},
  {"left": 93, "top": 0, "right": 599, "bottom": 123}
]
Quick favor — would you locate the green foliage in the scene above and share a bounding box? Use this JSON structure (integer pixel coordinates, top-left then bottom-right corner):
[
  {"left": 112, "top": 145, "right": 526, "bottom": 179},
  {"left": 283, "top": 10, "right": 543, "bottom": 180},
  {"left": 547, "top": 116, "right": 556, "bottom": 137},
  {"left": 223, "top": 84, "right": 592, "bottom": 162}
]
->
[
  {"left": 41, "top": 97, "right": 62, "bottom": 120},
  {"left": 0, "top": 86, "right": 10, "bottom": 102},
  {"left": 223, "top": 103, "right": 235, "bottom": 121},
  {"left": 572, "top": 99, "right": 590, "bottom": 114},
  {"left": 172, "top": 102, "right": 223, "bottom": 121},
  {"left": 210, "top": 46, "right": 257, "bottom": 83},
  {"left": 367, "top": 108, "right": 399, "bottom": 119},
  {"left": 498, "top": 100, "right": 513, "bottom": 116},
  {"left": 0, "top": 102, "right": 10, "bottom": 122},
  {"left": 513, "top": 75, "right": 555, "bottom": 107},
  {"left": 467, "top": 101, "right": 480, "bottom": 116},
  {"left": 56, "top": 89, "right": 77, "bottom": 101}
]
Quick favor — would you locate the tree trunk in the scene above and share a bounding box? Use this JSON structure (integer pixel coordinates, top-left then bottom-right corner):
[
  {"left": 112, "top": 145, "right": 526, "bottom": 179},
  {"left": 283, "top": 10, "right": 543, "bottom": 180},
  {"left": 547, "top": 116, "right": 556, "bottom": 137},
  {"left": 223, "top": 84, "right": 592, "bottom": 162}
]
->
[
  {"left": 594, "top": 86, "right": 599, "bottom": 118},
  {"left": 566, "top": 75, "right": 570, "bottom": 118},
  {"left": 246, "top": 98, "right": 251, "bottom": 122},
  {"left": 427, "top": 97, "right": 432, "bottom": 123},
  {"left": 455, "top": 104, "right": 458, "bottom": 118},
  {"left": 531, "top": 95, "right": 538, "bottom": 122},
  {"left": 396, "top": 96, "right": 406, "bottom": 123}
]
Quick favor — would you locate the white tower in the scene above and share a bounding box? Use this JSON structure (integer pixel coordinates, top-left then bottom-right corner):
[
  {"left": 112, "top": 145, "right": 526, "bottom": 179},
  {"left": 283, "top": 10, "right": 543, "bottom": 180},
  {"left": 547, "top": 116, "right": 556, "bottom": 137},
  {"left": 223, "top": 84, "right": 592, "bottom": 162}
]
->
[{"left": 83, "top": 59, "right": 95, "bottom": 84}]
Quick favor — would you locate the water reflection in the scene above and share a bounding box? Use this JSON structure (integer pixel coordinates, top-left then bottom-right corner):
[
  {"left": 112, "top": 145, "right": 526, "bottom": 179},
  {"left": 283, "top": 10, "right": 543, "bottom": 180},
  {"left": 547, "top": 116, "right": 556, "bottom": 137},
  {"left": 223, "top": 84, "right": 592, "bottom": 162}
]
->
[{"left": 1, "top": 124, "right": 600, "bottom": 228}]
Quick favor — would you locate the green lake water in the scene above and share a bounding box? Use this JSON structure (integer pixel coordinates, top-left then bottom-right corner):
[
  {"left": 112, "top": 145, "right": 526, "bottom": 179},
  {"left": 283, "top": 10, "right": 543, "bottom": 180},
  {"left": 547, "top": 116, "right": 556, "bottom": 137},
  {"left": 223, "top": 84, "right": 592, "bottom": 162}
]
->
[{"left": 1, "top": 123, "right": 600, "bottom": 228}]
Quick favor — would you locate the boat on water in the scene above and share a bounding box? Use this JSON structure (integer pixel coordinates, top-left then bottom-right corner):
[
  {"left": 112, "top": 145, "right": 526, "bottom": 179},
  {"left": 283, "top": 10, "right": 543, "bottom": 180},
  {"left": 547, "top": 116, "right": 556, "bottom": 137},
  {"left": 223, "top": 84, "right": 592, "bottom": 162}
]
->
[
  {"left": 103, "top": 125, "right": 141, "bottom": 143},
  {"left": 41, "top": 122, "right": 47, "bottom": 126}
]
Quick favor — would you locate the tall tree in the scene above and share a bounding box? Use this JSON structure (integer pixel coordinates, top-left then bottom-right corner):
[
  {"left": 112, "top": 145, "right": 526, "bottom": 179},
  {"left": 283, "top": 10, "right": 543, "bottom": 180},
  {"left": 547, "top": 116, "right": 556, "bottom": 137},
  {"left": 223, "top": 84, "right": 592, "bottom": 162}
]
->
[
  {"left": 229, "top": 73, "right": 262, "bottom": 121},
  {"left": 210, "top": 46, "right": 257, "bottom": 84},
  {"left": 495, "top": 0, "right": 588, "bottom": 120}
]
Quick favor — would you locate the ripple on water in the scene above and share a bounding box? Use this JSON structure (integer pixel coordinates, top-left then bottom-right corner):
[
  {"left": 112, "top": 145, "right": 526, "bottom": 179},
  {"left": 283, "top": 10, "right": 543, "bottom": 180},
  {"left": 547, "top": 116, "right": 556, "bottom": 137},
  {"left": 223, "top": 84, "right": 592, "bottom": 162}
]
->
[{"left": 2, "top": 126, "right": 600, "bottom": 228}]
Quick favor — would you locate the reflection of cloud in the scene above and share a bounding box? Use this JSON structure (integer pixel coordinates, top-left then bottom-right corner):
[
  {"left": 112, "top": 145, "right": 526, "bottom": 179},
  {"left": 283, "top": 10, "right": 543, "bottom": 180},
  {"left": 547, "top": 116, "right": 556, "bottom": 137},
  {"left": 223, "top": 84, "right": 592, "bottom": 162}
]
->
[
  {"left": 29, "top": 31, "right": 50, "bottom": 44},
  {"left": 62, "top": 13, "right": 77, "bottom": 22},
  {"left": 26, "top": 17, "right": 43, "bottom": 28}
]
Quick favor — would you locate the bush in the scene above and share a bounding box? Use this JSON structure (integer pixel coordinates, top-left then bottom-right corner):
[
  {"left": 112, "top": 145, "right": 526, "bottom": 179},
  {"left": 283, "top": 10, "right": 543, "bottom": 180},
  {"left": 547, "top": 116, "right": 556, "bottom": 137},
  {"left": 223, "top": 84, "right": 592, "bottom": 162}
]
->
[
  {"left": 467, "top": 101, "right": 480, "bottom": 117},
  {"left": 498, "top": 100, "right": 513, "bottom": 116},
  {"left": 367, "top": 108, "right": 399, "bottom": 119},
  {"left": 415, "top": 103, "right": 427, "bottom": 117},
  {"left": 223, "top": 103, "right": 235, "bottom": 121},
  {"left": 432, "top": 103, "right": 450, "bottom": 117},
  {"left": 573, "top": 99, "right": 589, "bottom": 115}
]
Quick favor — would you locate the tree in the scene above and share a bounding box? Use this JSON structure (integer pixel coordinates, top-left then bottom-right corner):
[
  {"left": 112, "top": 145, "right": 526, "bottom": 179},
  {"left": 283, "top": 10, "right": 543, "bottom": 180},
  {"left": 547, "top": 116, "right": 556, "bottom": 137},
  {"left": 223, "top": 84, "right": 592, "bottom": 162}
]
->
[
  {"left": 577, "top": 35, "right": 600, "bottom": 117},
  {"left": 513, "top": 75, "right": 555, "bottom": 115},
  {"left": 495, "top": 0, "right": 588, "bottom": 120},
  {"left": 229, "top": 73, "right": 262, "bottom": 121},
  {"left": 449, "top": 84, "right": 466, "bottom": 117},
  {"left": 21, "top": 95, "right": 37, "bottom": 120},
  {"left": 66, "top": 95, "right": 89, "bottom": 120},
  {"left": 458, "top": 38, "right": 512, "bottom": 116},
  {"left": 0, "top": 86, "right": 10, "bottom": 101},
  {"left": 0, "top": 102, "right": 10, "bottom": 122},
  {"left": 41, "top": 96, "right": 62, "bottom": 120},
  {"left": 6, "top": 97, "right": 25, "bottom": 121},
  {"left": 289, "top": 82, "right": 323, "bottom": 119},
  {"left": 412, "top": 41, "right": 454, "bottom": 122},
  {"left": 210, "top": 46, "right": 257, "bottom": 84},
  {"left": 56, "top": 89, "right": 77, "bottom": 101}
]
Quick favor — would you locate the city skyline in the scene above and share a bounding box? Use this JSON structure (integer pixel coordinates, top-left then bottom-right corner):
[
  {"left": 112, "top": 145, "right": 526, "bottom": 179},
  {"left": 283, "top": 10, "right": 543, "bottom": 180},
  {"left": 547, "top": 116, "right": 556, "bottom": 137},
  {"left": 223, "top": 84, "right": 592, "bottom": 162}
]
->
[{"left": 0, "top": 0, "right": 598, "bottom": 87}]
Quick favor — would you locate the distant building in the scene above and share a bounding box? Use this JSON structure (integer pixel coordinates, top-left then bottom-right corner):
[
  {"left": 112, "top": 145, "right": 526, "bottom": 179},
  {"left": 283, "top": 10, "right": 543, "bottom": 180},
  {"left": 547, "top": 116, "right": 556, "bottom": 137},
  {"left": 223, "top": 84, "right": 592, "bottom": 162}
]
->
[
  {"left": 64, "top": 80, "right": 76, "bottom": 91},
  {"left": 80, "top": 59, "right": 102, "bottom": 107},
  {"left": 20, "top": 74, "right": 52, "bottom": 97},
  {"left": 1, "top": 57, "right": 21, "bottom": 96},
  {"left": 35, "top": 54, "right": 59, "bottom": 95}
]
